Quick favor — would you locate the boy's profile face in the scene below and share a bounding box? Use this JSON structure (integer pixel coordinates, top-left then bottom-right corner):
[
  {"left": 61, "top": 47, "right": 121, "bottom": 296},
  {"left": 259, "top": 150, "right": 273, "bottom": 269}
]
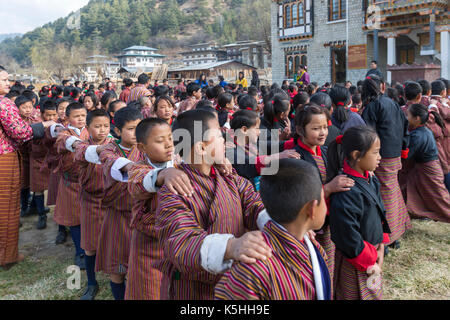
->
[
  {"left": 311, "top": 188, "right": 327, "bottom": 231},
  {"left": 87, "top": 116, "right": 110, "bottom": 143},
  {"left": 203, "top": 119, "right": 225, "bottom": 165},
  {"left": 193, "top": 89, "right": 202, "bottom": 100},
  {"left": 115, "top": 119, "right": 141, "bottom": 147},
  {"left": 138, "top": 124, "right": 174, "bottom": 164},
  {"left": 68, "top": 108, "right": 87, "bottom": 129},
  {"left": 42, "top": 109, "right": 58, "bottom": 122},
  {"left": 58, "top": 102, "right": 69, "bottom": 120},
  {"left": 18, "top": 101, "right": 33, "bottom": 119}
]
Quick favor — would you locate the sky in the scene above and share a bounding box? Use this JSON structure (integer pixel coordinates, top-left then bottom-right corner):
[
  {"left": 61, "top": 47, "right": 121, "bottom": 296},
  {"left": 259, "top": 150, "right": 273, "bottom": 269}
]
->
[{"left": 0, "top": 0, "right": 90, "bottom": 34}]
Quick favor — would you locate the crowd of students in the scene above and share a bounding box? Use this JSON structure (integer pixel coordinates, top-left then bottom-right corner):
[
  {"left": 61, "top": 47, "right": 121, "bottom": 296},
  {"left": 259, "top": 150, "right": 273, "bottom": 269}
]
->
[{"left": 0, "top": 64, "right": 449, "bottom": 301}]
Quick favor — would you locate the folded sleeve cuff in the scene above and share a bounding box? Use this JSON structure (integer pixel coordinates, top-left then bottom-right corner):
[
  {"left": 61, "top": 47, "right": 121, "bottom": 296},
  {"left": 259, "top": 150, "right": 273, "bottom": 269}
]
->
[
  {"left": 142, "top": 168, "right": 163, "bottom": 193},
  {"left": 257, "top": 209, "right": 271, "bottom": 231},
  {"left": 85, "top": 145, "right": 101, "bottom": 164},
  {"left": 110, "top": 157, "right": 133, "bottom": 182},
  {"left": 50, "top": 124, "right": 64, "bottom": 138},
  {"left": 200, "top": 233, "right": 234, "bottom": 274},
  {"left": 255, "top": 156, "right": 267, "bottom": 175},
  {"left": 30, "top": 122, "right": 45, "bottom": 139},
  {"left": 65, "top": 136, "right": 82, "bottom": 153},
  {"left": 401, "top": 148, "right": 409, "bottom": 159},
  {"left": 382, "top": 233, "right": 390, "bottom": 244},
  {"left": 283, "top": 139, "right": 295, "bottom": 150},
  {"left": 346, "top": 241, "right": 378, "bottom": 272}
]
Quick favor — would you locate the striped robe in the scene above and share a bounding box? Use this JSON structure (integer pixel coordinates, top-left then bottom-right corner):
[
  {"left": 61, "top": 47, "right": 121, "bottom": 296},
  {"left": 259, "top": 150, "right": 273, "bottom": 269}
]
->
[
  {"left": 95, "top": 143, "right": 144, "bottom": 275},
  {"left": 53, "top": 128, "right": 89, "bottom": 227},
  {"left": 30, "top": 135, "right": 50, "bottom": 193},
  {"left": 74, "top": 138, "right": 113, "bottom": 252},
  {"left": 155, "top": 163, "right": 265, "bottom": 300},
  {"left": 215, "top": 220, "right": 330, "bottom": 300},
  {"left": 125, "top": 161, "right": 165, "bottom": 300}
]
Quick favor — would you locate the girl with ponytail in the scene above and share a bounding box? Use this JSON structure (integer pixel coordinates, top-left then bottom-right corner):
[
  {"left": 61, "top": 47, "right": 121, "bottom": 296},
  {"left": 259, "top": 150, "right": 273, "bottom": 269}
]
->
[
  {"left": 329, "top": 85, "right": 365, "bottom": 133},
  {"left": 402, "top": 103, "right": 450, "bottom": 222},
  {"left": 327, "top": 126, "right": 391, "bottom": 300},
  {"left": 260, "top": 93, "right": 291, "bottom": 142}
]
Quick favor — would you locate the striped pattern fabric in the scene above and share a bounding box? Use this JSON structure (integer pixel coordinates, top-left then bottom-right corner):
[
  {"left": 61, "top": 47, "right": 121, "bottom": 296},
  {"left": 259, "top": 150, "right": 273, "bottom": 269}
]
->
[
  {"left": 334, "top": 249, "right": 382, "bottom": 300},
  {"left": 314, "top": 225, "right": 335, "bottom": 298},
  {"left": 53, "top": 128, "right": 90, "bottom": 227},
  {"left": 0, "top": 152, "right": 21, "bottom": 266},
  {"left": 95, "top": 143, "right": 144, "bottom": 275},
  {"left": 46, "top": 172, "right": 60, "bottom": 206},
  {"left": 215, "top": 220, "right": 326, "bottom": 300},
  {"left": 43, "top": 126, "right": 62, "bottom": 206},
  {"left": 18, "top": 143, "right": 30, "bottom": 189},
  {"left": 30, "top": 139, "right": 49, "bottom": 193},
  {"left": 374, "top": 157, "right": 411, "bottom": 244},
  {"left": 155, "top": 163, "right": 264, "bottom": 300},
  {"left": 312, "top": 154, "right": 327, "bottom": 183},
  {"left": 125, "top": 161, "right": 165, "bottom": 299},
  {"left": 406, "top": 160, "right": 450, "bottom": 222},
  {"left": 75, "top": 138, "right": 113, "bottom": 252},
  {"left": 124, "top": 229, "right": 164, "bottom": 300},
  {"left": 127, "top": 85, "right": 151, "bottom": 103}
]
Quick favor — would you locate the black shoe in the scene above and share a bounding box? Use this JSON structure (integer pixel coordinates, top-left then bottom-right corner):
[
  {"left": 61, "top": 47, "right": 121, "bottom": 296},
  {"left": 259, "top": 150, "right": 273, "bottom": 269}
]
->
[
  {"left": 20, "top": 207, "right": 31, "bottom": 217},
  {"left": 384, "top": 245, "right": 389, "bottom": 257},
  {"left": 44, "top": 207, "right": 50, "bottom": 214},
  {"left": 388, "top": 240, "right": 401, "bottom": 250},
  {"left": 55, "top": 230, "right": 67, "bottom": 245},
  {"left": 80, "top": 284, "right": 99, "bottom": 300},
  {"left": 75, "top": 254, "right": 86, "bottom": 270},
  {"left": 36, "top": 215, "right": 47, "bottom": 230}
]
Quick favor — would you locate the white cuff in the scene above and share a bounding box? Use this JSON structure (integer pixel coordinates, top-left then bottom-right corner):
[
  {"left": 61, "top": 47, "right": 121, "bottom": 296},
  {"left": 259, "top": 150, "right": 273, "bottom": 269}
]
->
[
  {"left": 428, "top": 104, "right": 438, "bottom": 110},
  {"left": 257, "top": 209, "right": 271, "bottom": 231},
  {"left": 65, "top": 136, "right": 82, "bottom": 152},
  {"left": 200, "top": 233, "right": 234, "bottom": 274},
  {"left": 142, "top": 168, "right": 163, "bottom": 193},
  {"left": 85, "top": 145, "right": 101, "bottom": 164},
  {"left": 50, "top": 124, "right": 64, "bottom": 138},
  {"left": 111, "top": 157, "right": 133, "bottom": 182}
]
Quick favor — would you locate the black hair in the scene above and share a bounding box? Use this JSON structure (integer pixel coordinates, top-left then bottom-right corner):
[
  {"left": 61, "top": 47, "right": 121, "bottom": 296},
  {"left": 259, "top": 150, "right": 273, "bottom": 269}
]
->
[
  {"left": 404, "top": 81, "right": 422, "bottom": 101},
  {"left": 172, "top": 109, "right": 217, "bottom": 156},
  {"left": 81, "top": 91, "right": 99, "bottom": 110},
  {"left": 417, "top": 79, "right": 431, "bottom": 96},
  {"left": 5, "top": 90, "right": 20, "bottom": 100},
  {"left": 371, "top": 60, "right": 378, "bottom": 65},
  {"left": 41, "top": 99, "right": 57, "bottom": 113},
  {"left": 113, "top": 106, "right": 143, "bottom": 131},
  {"left": 292, "top": 91, "right": 310, "bottom": 111},
  {"left": 260, "top": 159, "right": 323, "bottom": 224},
  {"left": 263, "top": 93, "right": 290, "bottom": 126},
  {"left": 329, "top": 86, "right": 351, "bottom": 125},
  {"left": 247, "top": 86, "right": 258, "bottom": 97},
  {"left": 386, "top": 87, "right": 399, "bottom": 104},
  {"left": 309, "top": 92, "right": 332, "bottom": 111},
  {"left": 326, "top": 126, "right": 379, "bottom": 182},
  {"left": 409, "top": 103, "right": 445, "bottom": 130},
  {"left": 361, "top": 75, "right": 383, "bottom": 106},
  {"left": 238, "top": 94, "right": 258, "bottom": 111},
  {"left": 349, "top": 85, "right": 357, "bottom": 95},
  {"left": 135, "top": 118, "right": 170, "bottom": 144},
  {"left": 65, "top": 102, "right": 86, "bottom": 117},
  {"left": 101, "top": 91, "right": 117, "bottom": 107},
  {"left": 205, "top": 87, "right": 216, "bottom": 100},
  {"left": 70, "top": 87, "right": 81, "bottom": 100},
  {"left": 10, "top": 84, "right": 25, "bottom": 95},
  {"left": 51, "top": 86, "right": 63, "bottom": 99},
  {"left": 352, "top": 93, "right": 362, "bottom": 105},
  {"left": 56, "top": 97, "right": 71, "bottom": 108},
  {"left": 138, "top": 73, "right": 150, "bottom": 85},
  {"left": 195, "top": 99, "right": 214, "bottom": 109},
  {"left": 14, "top": 95, "right": 33, "bottom": 107},
  {"left": 186, "top": 82, "right": 201, "bottom": 96},
  {"left": 437, "top": 78, "right": 450, "bottom": 92},
  {"left": 230, "top": 109, "right": 259, "bottom": 131},
  {"left": 217, "top": 92, "right": 233, "bottom": 110},
  {"left": 123, "top": 78, "right": 133, "bottom": 87},
  {"left": 108, "top": 100, "right": 125, "bottom": 114},
  {"left": 153, "top": 96, "right": 176, "bottom": 112},
  {"left": 0, "top": 65, "right": 6, "bottom": 71},
  {"left": 294, "top": 103, "right": 329, "bottom": 140},
  {"left": 127, "top": 100, "right": 142, "bottom": 112},
  {"left": 86, "top": 109, "right": 110, "bottom": 126},
  {"left": 154, "top": 85, "right": 169, "bottom": 97},
  {"left": 431, "top": 80, "right": 446, "bottom": 96},
  {"left": 38, "top": 86, "right": 51, "bottom": 97}
]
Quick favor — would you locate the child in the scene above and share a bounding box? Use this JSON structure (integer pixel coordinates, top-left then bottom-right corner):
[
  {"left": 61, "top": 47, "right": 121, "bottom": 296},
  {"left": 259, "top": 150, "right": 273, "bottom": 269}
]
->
[
  {"left": 155, "top": 109, "right": 272, "bottom": 300},
  {"left": 260, "top": 93, "right": 291, "bottom": 142},
  {"left": 64, "top": 109, "right": 114, "bottom": 300},
  {"left": 328, "top": 126, "right": 391, "bottom": 300},
  {"left": 329, "top": 86, "right": 365, "bottom": 133},
  {"left": 177, "top": 82, "right": 201, "bottom": 114},
  {"left": 153, "top": 96, "right": 175, "bottom": 125},
  {"left": 351, "top": 94, "right": 362, "bottom": 113},
  {"left": 81, "top": 92, "right": 99, "bottom": 112},
  {"left": 30, "top": 100, "right": 58, "bottom": 229},
  {"left": 309, "top": 92, "right": 341, "bottom": 147},
  {"left": 216, "top": 92, "right": 235, "bottom": 129},
  {"left": 107, "top": 100, "right": 127, "bottom": 139},
  {"left": 138, "top": 96, "right": 153, "bottom": 118},
  {"left": 292, "top": 103, "right": 356, "bottom": 296},
  {"left": 215, "top": 159, "right": 331, "bottom": 300},
  {"left": 403, "top": 104, "right": 450, "bottom": 222},
  {"left": 237, "top": 94, "right": 259, "bottom": 112},
  {"left": 227, "top": 110, "right": 300, "bottom": 191},
  {"left": 52, "top": 102, "right": 89, "bottom": 268},
  {"left": 126, "top": 118, "right": 194, "bottom": 300},
  {"left": 361, "top": 75, "right": 411, "bottom": 249}
]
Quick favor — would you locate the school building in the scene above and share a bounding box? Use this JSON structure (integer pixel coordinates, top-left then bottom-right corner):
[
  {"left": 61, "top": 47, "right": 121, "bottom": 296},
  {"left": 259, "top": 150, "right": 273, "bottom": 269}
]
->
[{"left": 270, "top": 0, "right": 449, "bottom": 85}]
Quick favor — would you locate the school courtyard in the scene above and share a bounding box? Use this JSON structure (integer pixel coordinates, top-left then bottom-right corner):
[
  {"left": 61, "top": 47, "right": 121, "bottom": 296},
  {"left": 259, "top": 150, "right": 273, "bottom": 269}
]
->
[{"left": 0, "top": 206, "right": 449, "bottom": 300}]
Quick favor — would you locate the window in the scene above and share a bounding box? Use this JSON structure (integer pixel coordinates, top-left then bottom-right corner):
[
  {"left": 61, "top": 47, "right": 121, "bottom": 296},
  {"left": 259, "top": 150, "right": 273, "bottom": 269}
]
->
[
  {"left": 285, "top": 52, "right": 307, "bottom": 79},
  {"left": 399, "top": 47, "right": 415, "bottom": 65},
  {"left": 329, "top": 0, "right": 346, "bottom": 21},
  {"left": 285, "top": 5, "right": 291, "bottom": 28},
  {"left": 280, "top": 1, "right": 311, "bottom": 36},
  {"left": 292, "top": 3, "right": 298, "bottom": 26}
]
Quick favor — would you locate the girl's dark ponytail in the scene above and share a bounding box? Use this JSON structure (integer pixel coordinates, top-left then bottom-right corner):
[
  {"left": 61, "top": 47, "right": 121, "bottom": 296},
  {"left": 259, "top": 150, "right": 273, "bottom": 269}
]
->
[
  {"left": 263, "top": 93, "right": 289, "bottom": 126},
  {"left": 329, "top": 86, "right": 351, "bottom": 125},
  {"left": 326, "top": 138, "right": 345, "bottom": 182},
  {"left": 361, "top": 76, "right": 383, "bottom": 107},
  {"left": 430, "top": 110, "right": 445, "bottom": 131}
]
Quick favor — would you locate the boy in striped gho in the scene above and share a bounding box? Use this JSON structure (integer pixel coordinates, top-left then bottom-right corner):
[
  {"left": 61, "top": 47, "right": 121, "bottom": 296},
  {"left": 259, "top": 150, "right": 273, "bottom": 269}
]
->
[
  {"left": 62, "top": 109, "right": 114, "bottom": 300},
  {"left": 155, "top": 109, "right": 272, "bottom": 300},
  {"left": 215, "top": 159, "right": 331, "bottom": 300}
]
